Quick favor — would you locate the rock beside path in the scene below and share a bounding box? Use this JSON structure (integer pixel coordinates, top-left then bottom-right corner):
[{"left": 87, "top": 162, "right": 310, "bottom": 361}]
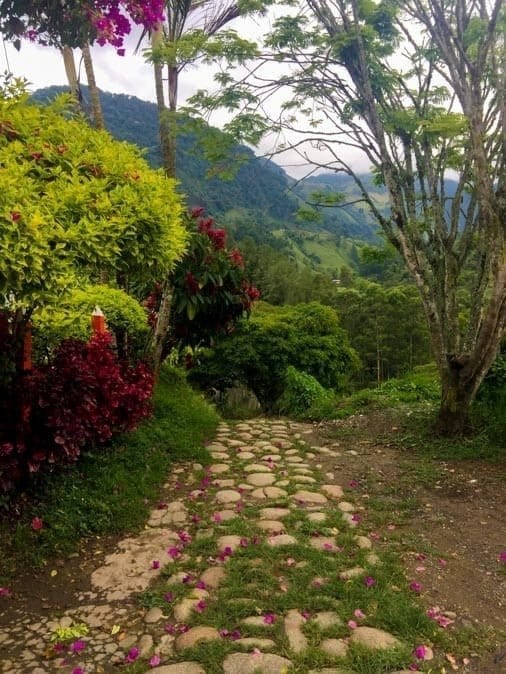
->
[
  {"left": 349, "top": 626, "right": 401, "bottom": 649},
  {"left": 222, "top": 652, "right": 292, "bottom": 674}
]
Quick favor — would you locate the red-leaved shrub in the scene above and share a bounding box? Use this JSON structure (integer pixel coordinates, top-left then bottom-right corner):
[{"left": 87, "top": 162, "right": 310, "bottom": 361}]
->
[{"left": 0, "top": 332, "right": 154, "bottom": 488}]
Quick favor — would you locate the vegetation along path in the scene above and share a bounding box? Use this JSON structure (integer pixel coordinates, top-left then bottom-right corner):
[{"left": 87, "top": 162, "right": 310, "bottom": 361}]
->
[{"left": 0, "top": 418, "right": 504, "bottom": 673}]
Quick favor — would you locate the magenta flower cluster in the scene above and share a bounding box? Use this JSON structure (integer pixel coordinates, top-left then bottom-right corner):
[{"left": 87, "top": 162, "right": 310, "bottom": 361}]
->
[{"left": 89, "top": 1, "right": 165, "bottom": 53}]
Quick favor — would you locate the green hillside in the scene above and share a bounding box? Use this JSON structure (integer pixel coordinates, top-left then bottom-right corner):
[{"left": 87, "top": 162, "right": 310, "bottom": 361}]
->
[{"left": 31, "top": 86, "right": 381, "bottom": 274}]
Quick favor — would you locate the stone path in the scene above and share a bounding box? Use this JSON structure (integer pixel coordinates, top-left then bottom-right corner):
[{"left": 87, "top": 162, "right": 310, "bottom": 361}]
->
[{"left": 0, "top": 420, "right": 416, "bottom": 674}]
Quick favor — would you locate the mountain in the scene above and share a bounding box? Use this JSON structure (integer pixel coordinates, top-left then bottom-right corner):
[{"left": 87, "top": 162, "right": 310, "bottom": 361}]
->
[{"left": 31, "top": 86, "right": 381, "bottom": 272}]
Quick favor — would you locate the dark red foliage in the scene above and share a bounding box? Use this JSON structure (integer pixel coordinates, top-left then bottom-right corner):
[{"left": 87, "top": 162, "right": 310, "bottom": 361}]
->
[{"left": 0, "top": 332, "right": 154, "bottom": 491}]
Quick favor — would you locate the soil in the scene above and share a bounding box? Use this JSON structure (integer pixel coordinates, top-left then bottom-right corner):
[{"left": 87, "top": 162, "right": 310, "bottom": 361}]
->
[{"left": 0, "top": 409, "right": 505, "bottom": 673}]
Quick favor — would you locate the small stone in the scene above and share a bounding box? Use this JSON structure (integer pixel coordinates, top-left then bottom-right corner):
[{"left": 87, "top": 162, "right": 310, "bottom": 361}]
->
[
  {"left": 200, "top": 566, "right": 226, "bottom": 589},
  {"left": 307, "top": 512, "right": 326, "bottom": 523},
  {"left": 338, "top": 501, "right": 355, "bottom": 512},
  {"left": 247, "top": 473, "right": 276, "bottom": 486},
  {"left": 138, "top": 633, "right": 154, "bottom": 656},
  {"left": 235, "top": 637, "right": 276, "bottom": 649},
  {"left": 173, "top": 599, "right": 196, "bottom": 622},
  {"left": 293, "top": 490, "right": 328, "bottom": 505},
  {"left": 339, "top": 566, "right": 365, "bottom": 580},
  {"left": 294, "top": 475, "right": 317, "bottom": 484},
  {"left": 259, "top": 507, "right": 291, "bottom": 519},
  {"left": 310, "top": 536, "right": 338, "bottom": 551},
  {"left": 150, "top": 663, "right": 205, "bottom": 674},
  {"left": 144, "top": 607, "right": 164, "bottom": 624},
  {"left": 244, "top": 463, "right": 274, "bottom": 472},
  {"left": 209, "top": 463, "right": 230, "bottom": 474},
  {"left": 211, "top": 451, "right": 229, "bottom": 460},
  {"left": 313, "top": 611, "right": 343, "bottom": 629},
  {"left": 355, "top": 536, "right": 372, "bottom": 549},
  {"left": 366, "top": 553, "right": 380, "bottom": 565},
  {"left": 218, "top": 535, "right": 243, "bottom": 552},
  {"left": 214, "top": 478, "right": 236, "bottom": 488},
  {"left": 321, "top": 484, "right": 345, "bottom": 499},
  {"left": 216, "top": 490, "right": 242, "bottom": 503},
  {"left": 257, "top": 520, "right": 285, "bottom": 533},
  {"left": 276, "top": 479, "right": 290, "bottom": 487},
  {"left": 286, "top": 456, "right": 304, "bottom": 463},
  {"left": 242, "top": 616, "right": 273, "bottom": 628},
  {"left": 237, "top": 451, "right": 255, "bottom": 460},
  {"left": 267, "top": 534, "right": 297, "bottom": 547},
  {"left": 215, "top": 509, "right": 237, "bottom": 521},
  {"left": 222, "top": 652, "right": 292, "bottom": 674},
  {"left": 175, "top": 626, "right": 220, "bottom": 650},
  {"left": 284, "top": 608, "right": 308, "bottom": 653},
  {"left": 320, "top": 638, "right": 349, "bottom": 657},
  {"left": 350, "top": 626, "right": 401, "bottom": 650}
]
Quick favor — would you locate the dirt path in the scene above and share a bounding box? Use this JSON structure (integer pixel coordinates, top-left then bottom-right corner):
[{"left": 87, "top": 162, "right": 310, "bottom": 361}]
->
[{"left": 0, "top": 417, "right": 504, "bottom": 674}]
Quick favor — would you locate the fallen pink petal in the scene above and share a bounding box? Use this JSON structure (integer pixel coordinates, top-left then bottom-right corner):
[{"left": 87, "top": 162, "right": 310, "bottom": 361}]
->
[
  {"left": 149, "top": 654, "right": 161, "bottom": 667},
  {"left": 164, "top": 592, "right": 174, "bottom": 602},
  {"left": 0, "top": 587, "right": 11, "bottom": 598},
  {"left": 125, "top": 646, "right": 139, "bottom": 663},
  {"left": 499, "top": 551, "right": 506, "bottom": 563},
  {"left": 31, "top": 517, "right": 43, "bottom": 531},
  {"left": 195, "top": 599, "right": 207, "bottom": 613},
  {"left": 151, "top": 560, "right": 160, "bottom": 570},
  {"left": 354, "top": 608, "right": 366, "bottom": 619},
  {"left": 409, "top": 581, "right": 423, "bottom": 593},
  {"left": 72, "top": 668, "right": 85, "bottom": 674},
  {"left": 413, "top": 645, "right": 426, "bottom": 659},
  {"left": 348, "top": 619, "right": 358, "bottom": 629},
  {"left": 70, "top": 639, "right": 86, "bottom": 653},
  {"left": 263, "top": 613, "right": 276, "bottom": 624},
  {"left": 364, "top": 576, "right": 376, "bottom": 587},
  {"left": 212, "top": 512, "right": 222, "bottom": 523},
  {"left": 167, "top": 546, "right": 181, "bottom": 559}
]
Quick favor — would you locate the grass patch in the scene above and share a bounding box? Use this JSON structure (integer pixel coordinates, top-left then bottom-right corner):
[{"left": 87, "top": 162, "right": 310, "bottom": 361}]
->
[{"left": 0, "top": 366, "right": 219, "bottom": 573}]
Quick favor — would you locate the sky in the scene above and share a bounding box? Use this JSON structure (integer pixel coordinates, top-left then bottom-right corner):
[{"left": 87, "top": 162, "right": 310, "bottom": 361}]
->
[{"left": 0, "top": 15, "right": 372, "bottom": 179}]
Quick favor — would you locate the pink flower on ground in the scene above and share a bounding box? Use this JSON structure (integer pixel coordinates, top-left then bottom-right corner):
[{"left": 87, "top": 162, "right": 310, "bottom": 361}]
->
[
  {"left": 178, "top": 624, "right": 190, "bottom": 633},
  {"left": 195, "top": 599, "right": 207, "bottom": 613},
  {"left": 364, "top": 576, "right": 376, "bottom": 587},
  {"left": 351, "top": 514, "right": 362, "bottom": 523},
  {"left": 300, "top": 610, "right": 311, "bottom": 620},
  {"left": 408, "top": 664, "right": 420, "bottom": 671},
  {"left": 149, "top": 654, "right": 161, "bottom": 667},
  {"left": 286, "top": 558, "right": 296, "bottom": 567},
  {"left": 54, "top": 643, "right": 66, "bottom": 653},
  {"left": 0, "top": 587, "right": 11, "bottom": 597},
  {"left": 70, "top": 640, "right": 86, "bottom": 653},
  {"left": 413, "top": 645, "right": 427, "bottom": 659},
  {"left": 125, "top": 647, "right": 139, "bottom": 663},
  {"left": 409, "top": 581, "right": 422, "bottom": 593},
  {"left": 151, "top": 560, "right": 160, "bottom": 570},
  {"left": 190, "top": 514, "right": 201, "bottom": 523},
  {"left": 182, "top": 574, "right": 192, "bottom": 584},
  {"left": 349, "top": 480, "right": 359, "bottom": 488},
  {"left": 164, "top": 623, "right": 175, "bottom": 634},
  {"left": 251, "top": 536, "right": 260, "bottom": 545},
  {"left": 415, "top": 565, "right": 426, "bottom": 573},
  {"left": 72, "top": 668, "right": 85, "bottom": 674},
  {"left": 415, "top": 552, "right": 426, "bottom": 561},
  {"left": 499, "top": 551, "right": 506, "bottom": 563},
  {"left": 196, "top": 580, "right": 207, "bottom": 589},
  {"left": 438, "top": 558, "right": 448, "bottom": 567},
  {"left": 31, "top": 517, "right": 43, "bottom": 531},
  {"left": 252, "top": 648, "right": 262, "bottom": 657},
  {"left": 167, "top": 546, "right": 181, "bottom": 559},
  {"left": 157, "top": 502, "right": 168, "bottom": 509},
  {"left": 347, "top": 620, "right": 358, "bottom": 629},
  {"left": 323, "top": 543, "right": 334, "bottom": 551},
  {"left": 212, "top": 512, "right": 222, "bottom": 523},
  {"left": 229, "top": 629, "right": 241, "bottom": 640},
  {"left": 178, "top": 530, "right": 192, "bottom": 544},
  {"left": 436, "top": 615, "right": 454, "bottom": 628},
  {"left": 263, "top": 613, "right": 276, "bottom": 624},
  {"left": 354, "top": 608, "right": 366, "bottom": 619},
  {"left": 240, "top": 537, "right": 249, "bottom": 548},
  {"left": 219, "top": 628, "right": 230, "bottom": 637}
]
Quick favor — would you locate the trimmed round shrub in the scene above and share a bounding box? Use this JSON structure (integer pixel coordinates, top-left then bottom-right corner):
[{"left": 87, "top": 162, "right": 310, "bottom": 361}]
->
[{"left": 278, "top": 366, "right": 334, "bottom": 417}]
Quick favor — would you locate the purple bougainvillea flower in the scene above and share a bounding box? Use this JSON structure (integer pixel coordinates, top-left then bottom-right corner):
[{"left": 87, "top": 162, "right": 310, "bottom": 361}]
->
[
  {"left": 149, "top": 654, "right": 161, "bottom": 667},
  {"left": 349, "top": 480, "right": 359, "bottom": 488},
  {"left": 240, "top": 537, "right": 249, "bottom": 548},
  {"left": 178, "top": 530, "right": 192, "bottom": 544},
  {"left": 31, "top": 517, "right": 44, "bottom": 531},
  {"left": 251, "top": 536, "right": 260, "bottom": 545},
  {"left": 408, "top": 664, "right": 421, "bottom": 671},
  {"left": 351, "top": 514, "right": 361, "bottom": 523},
  {"left": 190, "top": 514, "right": 201, "bottom": 523},
  {"left": 164, "top": 623, "right": 175, "bottom": 634},
  {"left": 151, "top": 560, "right": 160, "bottom": 570},
  {"left": 70, "top": 640, "right": 86, "bottom": 653},
  {"left": 164, "top": 591, "right": 174, "bottom": 602},
  {"left": 195, "top": 599, "right": 207, "bottom": 613},
  {"left": 178, "top": 624, "right": 190, "bottom": 633},
  {"left": 263, "top": 613, "right": 276, "bottom": 624},
  {"left": 499, "top": 551, "right": 506, "bottom": 563},
  {"left": 212, "top": 512, "right": 222, "bottom": 523},
  {"left": 413, "top": 645, "right": 427, "bottom": 659},
  {"left": 299, "top": 609, "right": 311, "bottom": 620},
  {"left": 347, "top": 619, "right": 358, "bottom": 630},
  {"left": 219, "top": 628, "right": 230, "bottom": 638},
  {"left": 196, "top": 580, "right": 207, "bottom": 589},
  {"left": 182, "top": 574, "right": 192, "bottom": 584},
  {"left": 157, "top": 501, "right": 168, "bottom": 509},
  {"left": 54, "top": 643, "right": 66, "bottom": 653},
  {"left": 125, "top": 647, "right": 139, "bottom": 663},
  {"left": 438, "top": 558, "right": 448, "bottom": 567},
  {"left": 354, "top": 608, "right": 366, "bottom": 619},
  {"left": 167, "top": 546, "right": 181, "bottom": 559},
  {"left": 364, "top": 576, "right": 376, "bottom": 587},
  {"left": 323, "top": 542, "right": 334, "bottom": 551},
  {"left": 0, "top": 587, "right": 11, "bottom": 597},
  {"left": 409, "top": 581, "right": 423, "bottom": 593},
  {"left": 230, "top": 629, "right": 241, "bottom": 640},
  {"left": 72, "top": 668, "right": 85, "bottom": 674}
]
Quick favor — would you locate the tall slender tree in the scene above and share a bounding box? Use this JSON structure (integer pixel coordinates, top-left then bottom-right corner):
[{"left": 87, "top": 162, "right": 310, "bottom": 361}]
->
[{"left": 193, "top": 0, "right": 505, "bottom": 434}]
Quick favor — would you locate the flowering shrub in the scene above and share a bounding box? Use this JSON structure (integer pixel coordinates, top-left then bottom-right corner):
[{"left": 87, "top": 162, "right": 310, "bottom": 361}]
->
[
  {"left": 0, "top": 332, "right": 153, "bottom": 492},
  {"left": 145, "top": 208, "right": 260, "bottom": 354}
]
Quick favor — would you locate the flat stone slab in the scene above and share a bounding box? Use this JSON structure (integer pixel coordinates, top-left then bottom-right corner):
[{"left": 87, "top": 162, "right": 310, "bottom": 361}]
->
[
  {"left": 251, "top": 486, "right": 288, "bottom": 499},
  {"left": 355, "top": 535, "right": 372, "bottom": 549},
  {"left": 209, "top": 463, "right": 230, "bottom": 474},
  {"left": 261, "top": 454, "right": 282, "bottom": 462},
  {"left": 213, "top": 479, "right": 235, "bottom": 488},
  {"left": 144, "top": 607, "right": 164, "bottom": 624},
  {"left": 307, "top": 512, "right": 326, "bottom": 523},
  {"left": 211, "top": 451, "right": 229, "bottom": 460},
  {"left": 320, "top": 638, "right": 349, "bottom": 657},
  {"left": 310, "top": 536, "right": 338, "bottom": 551},
  {"left": 235, "top": 637, "right": 276, "bottom": 649},
  {"left": 214, "top": 509, "right": 237, "bottom": 521},
  {"left": 223, "top": 652, "right": 292, "bottom": 674},
  {"left": 150, "top": 664, "right": 205, "bottom": 674},
  {"left": 247, "top": 473, "right": 276, "bottom": 487},
  {"left": 350, "top": 626, "right": 401, "bottom": 650},
  {"left": 294, "top": 475, "right": 317, "bottom": 484},
  {"left": 216, "top": 490, "right": 242, "bottom": 503},
  {"left": 200, "top": 566, "right": 226, "bottom": 589},
  {"left": 244, "top": 463, "right": 274, "bottom": 472},
  {"left": 242, "top": 616, "right": 273, "bottom": 628},
  {"left": 237, "top": 451, "right": 255, "bottom": 460},
  {"left": 218, "top": 535, "right": 243, "bottom": 552},
  {"left": 286, "top": 456, "right": 304, "bottom": 463},
  {"left": 267, "top": 534, "right": 297, "bottom": 547},
  {"left": 284, "top": 608, "right": 308, "bottom": 653},
  {"left": 321, "top": 485, "right": 344, "bottom": 499},
  {"left": 313, "top": 611, "right": 343, "bottom": 629},
  {"left": 260, "top": 507, "right": 291, "bottom": 519},
  {"left": 256, "top": 519, "right": 285, "bottom": 533},
  {"left": 293, "top": 490, "right": 328, "bottom": 505},
  {"left": 338, "top": 501, "right": 355, "bottom": 512},
  {"left": 175, "top": 626, "right": 220, "bottom": 650}
]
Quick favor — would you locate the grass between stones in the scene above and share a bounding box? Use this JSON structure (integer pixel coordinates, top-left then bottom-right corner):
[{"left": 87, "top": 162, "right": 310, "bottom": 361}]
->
[{"left": 0, "top": 367, "right": 219, "bottom": 573}]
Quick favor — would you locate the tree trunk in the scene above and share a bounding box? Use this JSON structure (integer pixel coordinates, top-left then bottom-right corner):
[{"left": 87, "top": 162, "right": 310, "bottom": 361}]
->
[
  {"left": 147, "top": 280, "right": 173, "bottom": 375},
  {"left": 82, "top": 43, "right": 105, "bottom": 129},
  {"left": 61, "top": 46, "right": 80, "bottom": 100},
  {"left": 152, "top": 28, "right": 176, "bottom": 178},
  {"left": 436, "top": 361, "right": 477, "bottom": 435}
]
